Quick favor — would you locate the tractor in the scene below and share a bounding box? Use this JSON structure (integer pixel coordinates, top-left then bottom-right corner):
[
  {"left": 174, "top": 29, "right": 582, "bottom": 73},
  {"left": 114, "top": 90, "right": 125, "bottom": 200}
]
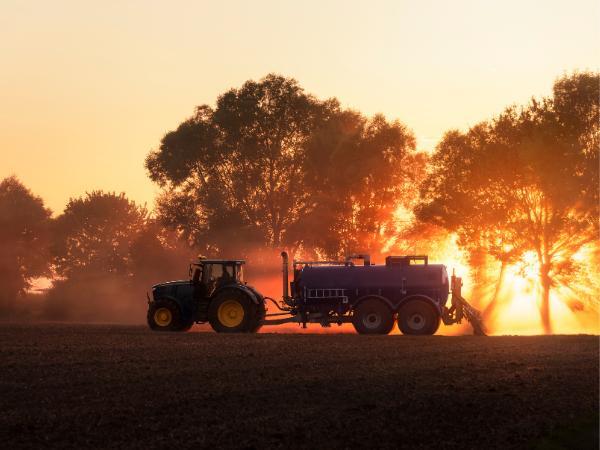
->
[
  {"left": 147, "top": 259, "right": 265, "bottom": 332},
  {"left": 147, "top": 253, "right": 486, "bottom": 335}
]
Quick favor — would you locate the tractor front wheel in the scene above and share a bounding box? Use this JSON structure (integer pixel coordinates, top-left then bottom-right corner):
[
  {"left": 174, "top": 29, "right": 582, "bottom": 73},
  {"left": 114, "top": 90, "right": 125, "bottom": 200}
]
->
[
  {"left": 147, "top": 299, "right": 185, "bottom": 331},
  {"left": 352, "top": 298, "right": 395, "bottom": 335},
  {"left": 208, "top": 290, "right": 262, "bottom": 333}
]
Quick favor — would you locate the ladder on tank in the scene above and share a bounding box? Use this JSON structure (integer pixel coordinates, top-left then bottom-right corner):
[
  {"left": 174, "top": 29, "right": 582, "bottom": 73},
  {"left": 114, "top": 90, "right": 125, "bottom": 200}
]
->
[{"left": 305, "top": 288, "right": 349, "bottom": 304}]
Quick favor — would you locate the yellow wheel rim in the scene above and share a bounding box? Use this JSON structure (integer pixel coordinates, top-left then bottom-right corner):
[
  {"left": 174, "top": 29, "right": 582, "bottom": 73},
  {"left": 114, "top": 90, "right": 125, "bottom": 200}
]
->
[
  {"left": 154, "top": 307, "right": 172, "bottom": 327},
  {"left": 217, "top": 300, "right": 245, "bottom": 328}
]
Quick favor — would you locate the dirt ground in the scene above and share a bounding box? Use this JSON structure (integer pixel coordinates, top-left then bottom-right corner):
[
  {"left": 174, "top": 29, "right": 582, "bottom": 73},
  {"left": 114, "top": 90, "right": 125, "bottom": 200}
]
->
[{"left": 0, "top": 324, "right": 598, "bottom": 449}]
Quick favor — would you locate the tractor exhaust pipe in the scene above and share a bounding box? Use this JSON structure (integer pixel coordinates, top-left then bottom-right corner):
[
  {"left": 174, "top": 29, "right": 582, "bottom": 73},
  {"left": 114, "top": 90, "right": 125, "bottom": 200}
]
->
[{"left": 281, "top": 251, "right": 289, "bottom": 300}]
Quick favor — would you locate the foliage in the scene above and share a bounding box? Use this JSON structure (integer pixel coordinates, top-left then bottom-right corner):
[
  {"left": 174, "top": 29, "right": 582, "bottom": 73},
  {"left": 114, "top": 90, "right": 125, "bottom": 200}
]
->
[
  {"left": 147, "top": 74, "right": 337, "bottom": 253},
  {"left": 416, "top": 71, "right": 599, "bottom": 333},
  {"left": 52, "top": 191, "right": 148, "bottom": 277},
  {"left": 46, "top": 192, "right": 191, "bottom": 322},
  {"left": 292, "top": 110, "right": 418, "bottom": 257},
  {"left": 147, "top": 74, "right": 418, "bottom": 258},
  {"left": 0, "top": 176, "right": 52, "bottom": 315}
]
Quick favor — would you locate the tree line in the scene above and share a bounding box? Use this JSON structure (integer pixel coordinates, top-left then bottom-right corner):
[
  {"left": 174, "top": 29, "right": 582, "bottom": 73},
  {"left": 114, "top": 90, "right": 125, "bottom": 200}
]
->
[
  {"left": 1, "top": 72, "right": 597, "bottom": 330},
  {"left": 0, "top": 184, "right": 189, "bottom": 321},
  {"left": 146, "top": 74, "right": 422, "bottom": 257}
]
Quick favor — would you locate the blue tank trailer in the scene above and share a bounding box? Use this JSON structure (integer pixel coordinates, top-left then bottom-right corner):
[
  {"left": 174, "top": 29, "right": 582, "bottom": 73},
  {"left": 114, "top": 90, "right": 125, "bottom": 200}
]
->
[{"left": 146, "top": 252, "right": 486, "bottom": 335}]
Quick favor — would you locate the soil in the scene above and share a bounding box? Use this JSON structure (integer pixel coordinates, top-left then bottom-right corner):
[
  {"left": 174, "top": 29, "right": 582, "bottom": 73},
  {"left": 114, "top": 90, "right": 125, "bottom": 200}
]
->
[{"left": 0, "top": 323, "right": 597, "bottom": 449}]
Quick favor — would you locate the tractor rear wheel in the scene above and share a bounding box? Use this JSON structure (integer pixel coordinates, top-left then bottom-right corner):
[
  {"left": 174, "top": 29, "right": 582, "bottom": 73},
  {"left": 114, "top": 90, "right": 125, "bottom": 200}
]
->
[
  {"left": 248, "top": 302, "right": 266, "bottom": 333},
  {"left": 352, "top": 298, "right": 394, "bottom": 335},
  {"left": 208, "top": 290, "right": 261, "bottom": 333},
  {"left": 397, "top": 299, "right": 440, "bottom": 335},
  {"left": 147, "top": 299, "right": 183, "bottom": 331}
]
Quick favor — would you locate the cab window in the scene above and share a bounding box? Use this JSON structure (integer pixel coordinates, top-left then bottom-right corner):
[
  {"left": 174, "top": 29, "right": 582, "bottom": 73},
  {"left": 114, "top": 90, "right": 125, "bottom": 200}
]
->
[
  {"left": 192, "top": 266, "right": 202, "bottom": 283},
  {"left": 220, "top": 265, "right": 234, "bottom": 282},
  {"left": 211, "top": 264, "right": 223, "bottom": 279},
  {"left": 236, "top": 264, "right": 244, "bottom": 282}
]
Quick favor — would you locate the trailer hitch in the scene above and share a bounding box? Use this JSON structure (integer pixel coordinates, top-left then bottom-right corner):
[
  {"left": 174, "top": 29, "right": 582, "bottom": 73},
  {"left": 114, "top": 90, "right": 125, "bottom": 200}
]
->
[{"left": 442, "top": 273, "right": 487, "bottom": 336}]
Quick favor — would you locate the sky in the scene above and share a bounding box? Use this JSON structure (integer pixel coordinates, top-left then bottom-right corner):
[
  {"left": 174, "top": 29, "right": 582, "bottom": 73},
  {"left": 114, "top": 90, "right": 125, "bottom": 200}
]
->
[{"left": 1, "top": 0, "right": 598, "bottom": 214}]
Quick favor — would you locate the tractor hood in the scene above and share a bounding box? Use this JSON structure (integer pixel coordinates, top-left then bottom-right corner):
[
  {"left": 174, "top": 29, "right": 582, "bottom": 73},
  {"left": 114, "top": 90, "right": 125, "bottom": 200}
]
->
[
  {"left": 150, "top": 280, "right": 192, "bottom": 302},
  {"left": 151, "top": 280, "right": 189, "bottom": 289}
]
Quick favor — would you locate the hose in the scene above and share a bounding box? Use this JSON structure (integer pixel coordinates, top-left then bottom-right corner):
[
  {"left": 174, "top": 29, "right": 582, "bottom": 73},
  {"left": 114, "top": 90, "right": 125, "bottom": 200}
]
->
[{"left": 264, "top": 296, "right": 292, "bottom": 312}]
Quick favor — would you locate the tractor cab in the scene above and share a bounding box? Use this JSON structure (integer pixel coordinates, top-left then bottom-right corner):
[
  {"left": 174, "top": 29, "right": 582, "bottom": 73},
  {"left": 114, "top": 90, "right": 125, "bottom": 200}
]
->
[
  {"left": 148, "top": 257, "right": 263, "bottom": 333},
  {"left": 190, "top": 259, "right": 245, "bottom": 295}
]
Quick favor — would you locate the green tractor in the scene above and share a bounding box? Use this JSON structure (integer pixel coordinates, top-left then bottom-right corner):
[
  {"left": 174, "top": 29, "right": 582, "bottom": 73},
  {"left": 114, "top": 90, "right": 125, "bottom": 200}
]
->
[
  {"left": 147, "top": 253, "right": 486, "bottom": 335},
  {"left": 147, "top": 259, "right": 265, "bottom": 332}
]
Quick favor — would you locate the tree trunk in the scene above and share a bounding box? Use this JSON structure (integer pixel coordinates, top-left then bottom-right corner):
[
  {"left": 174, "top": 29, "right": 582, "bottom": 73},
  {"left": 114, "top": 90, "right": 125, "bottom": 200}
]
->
[
  {"left": 468, "top": 247, "right": 488, "bottom": 308},
  {"left": 538, "top": 196, "right": 555, "bottom": 334},
  {"left": 539, "top": 263, "right": 552, "bottom": 334},
  {"left": 483, "top": 261, "right": 506, "bottom": 324},
  {"left": 271, "top": 220, "right": 282, "bottom": 247}
]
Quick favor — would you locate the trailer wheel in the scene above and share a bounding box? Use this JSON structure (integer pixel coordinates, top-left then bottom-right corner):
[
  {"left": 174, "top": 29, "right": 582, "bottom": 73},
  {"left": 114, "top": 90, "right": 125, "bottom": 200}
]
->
[
  {"left": 352, "top": 298, "right": 394, "bottom": 335},
  {"left": 147, "top": 299, "right": 183, "bottom": 331},
  {"left": 208, "top": 290, "right": 260, "bottom": 333},
  {"left": 397, "top": 300, "right": 440, "bottom": 335}
]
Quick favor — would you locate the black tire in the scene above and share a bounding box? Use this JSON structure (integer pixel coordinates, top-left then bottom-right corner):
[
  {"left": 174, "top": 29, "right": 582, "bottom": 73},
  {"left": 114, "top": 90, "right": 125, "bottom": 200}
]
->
[
  {"left": 352, "top": 298, "right": 395, "bottom": 335},
  {"left": 397, "top": 299, "right": 440, "bottom": 335},
  {"left": 208, "top": 290, "right": 260, "bottom": 333},
  {"left": 147, "top": 299, "right": 183, "bottom": 331},
  {"left": 248, "top": 301, "right": 266, "bottom": 333}
]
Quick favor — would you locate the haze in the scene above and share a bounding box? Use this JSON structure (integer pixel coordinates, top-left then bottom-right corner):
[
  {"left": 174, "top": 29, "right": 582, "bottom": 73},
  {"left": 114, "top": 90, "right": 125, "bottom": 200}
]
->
[{"left": 1, "top": 0, "right": 598, "bottom": 213}]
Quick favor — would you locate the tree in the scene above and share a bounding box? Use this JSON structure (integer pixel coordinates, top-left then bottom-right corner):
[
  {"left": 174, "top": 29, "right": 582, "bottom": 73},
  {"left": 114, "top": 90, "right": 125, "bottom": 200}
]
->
[
  {"left": 417, "top": 72, "right": 599, "bottom": 333},
  {"left": 0, "top": 176, "right": 52, "bottom": 316},
  {"left": 47, "top": 192, "right": 149, "bottom": 322},
  {"left": 146, "top": 74, "right": 339, "bottom": 254},
  {"left": 416, "top": 125, "right": 525, "bottom": 322},
  {"left": 290, "top": 110, "right": 418, "bottom": 258},
  {"left": 46, "top": 191, "right": 195, "bottom": 322},
  {"left": 146, "top": 74, "right": 419, "bottom": 258},
  {"left": 52, "top": 191, "right": 147, "bottom": 277}
]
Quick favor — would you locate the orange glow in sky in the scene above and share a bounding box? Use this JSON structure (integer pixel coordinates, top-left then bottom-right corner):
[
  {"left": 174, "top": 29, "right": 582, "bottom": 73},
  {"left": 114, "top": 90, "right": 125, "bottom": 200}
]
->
[{"left": 1, "top": 0, "right": 599, "bottom": 213}]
